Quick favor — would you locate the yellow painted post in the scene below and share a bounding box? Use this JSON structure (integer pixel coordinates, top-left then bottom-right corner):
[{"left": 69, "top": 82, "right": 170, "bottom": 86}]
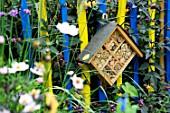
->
[
  {"left": 148, "top": 0, "right": 156, "bottom": 92},
  {"left": 116, "top": 0, "right": 127, "bottom": 88},
  {"left": 148, "top": 0, "right": 156, "bottom": 72},
  {"left": 159, "top": 1, "right": 165, "bottom": 81},
  {"left": 38, "top": 0, "right": 53, "bottom": 93},
  {"left": 38, "top": 0, "right": 48, "bottom": 36},
  {"left": 77, "top": 0, "right": 90, "bottom": 112}
]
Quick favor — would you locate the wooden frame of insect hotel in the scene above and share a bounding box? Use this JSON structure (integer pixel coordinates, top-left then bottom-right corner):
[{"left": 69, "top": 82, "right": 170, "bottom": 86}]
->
[{"left": 77, "top": 22, "right": 143, "bottom": 86}]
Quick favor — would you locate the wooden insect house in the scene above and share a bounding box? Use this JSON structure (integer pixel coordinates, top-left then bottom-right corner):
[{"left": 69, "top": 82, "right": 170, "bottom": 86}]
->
[{"left": 77, "top": 22, "right": 143, "bottom": 86}]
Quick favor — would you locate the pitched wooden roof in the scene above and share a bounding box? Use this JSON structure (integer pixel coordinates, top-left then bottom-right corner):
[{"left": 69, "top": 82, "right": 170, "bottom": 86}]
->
[{"left": 77, "top": 22, "right": 143, "bottom": 63}]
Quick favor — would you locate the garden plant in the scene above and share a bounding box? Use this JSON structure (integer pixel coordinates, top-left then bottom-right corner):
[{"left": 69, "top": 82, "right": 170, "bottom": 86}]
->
[{"left": 0, "top": 0, "right": 170, "bottom": 113}]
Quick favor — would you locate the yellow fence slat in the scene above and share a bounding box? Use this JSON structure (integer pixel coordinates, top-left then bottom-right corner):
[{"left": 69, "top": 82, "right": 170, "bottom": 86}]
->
[
  {"left": 38, "top": 0, "right": 53, "bottom": 93},
  {"left": 148, "top": 0, "right": 156, "bottom": 92},
  {"left": 148, "top": 0, "right": 156, "bottom": 72},
  {"left": 116, "top": 0, "right": 127, "bottom": 88},
  {"left": 77, "top": 0, "right": 90, "bottom": 112}
]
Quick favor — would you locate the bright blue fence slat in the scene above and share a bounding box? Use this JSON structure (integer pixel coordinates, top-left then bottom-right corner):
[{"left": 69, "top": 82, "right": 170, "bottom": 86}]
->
[
  {"left": 129, "top": 2, "right": 139, "bottom": 86},
  {"left": 165, "top": 0, "right": 170, "bottom": 93},
  {"left": 99, "top": 0, "right": 106, "bottom": 14},
  {"left": 20, "top": 0, "right": 33, "bottom": 78},
  {"left": 20, "top": 0, "right": 32, "bottom": 39},
  {"left": 130, "top": 2, "right": 139, "bottom": 101},
  {"left": 60, "top": 0, "right": 72, "bottom": 110}
]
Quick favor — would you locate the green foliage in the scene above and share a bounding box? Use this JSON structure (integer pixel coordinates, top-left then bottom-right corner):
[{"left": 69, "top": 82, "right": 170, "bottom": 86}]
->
[
  {"left": 122, "top": 82, "right": 138, "bottom": 97},
  {"left": 0, "top": 0, "right": 170, "bottom": 113}
]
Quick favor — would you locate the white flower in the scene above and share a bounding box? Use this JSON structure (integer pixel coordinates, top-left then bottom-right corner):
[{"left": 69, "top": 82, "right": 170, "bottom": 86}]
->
[
  {"left": 19, "top": 94, "right": 34, "bottom": 105},
  {"left": 0, "top": 66, "right": 8, "bottom": 74},
  {"left": 11, "top": 62, "right": 29, "bottom": 72},
  {"left": 0, "top": 109, "right": 10, "bottom": 113},
  {"left": 67, "top": 25, "right": 79, "bottom": 36},
  {"left": 22, "top": 102, "right": 41, "bottom": 113},
  {"left": 30, "top": 67, "right": 43, "bottom": 76},
  {"left": 0, "top": 35, "right": 5, "bottom": 44},
  {"left": 30, "top": 89, "right": 40, "bottom": 99},
  {"left": 30, "top": 62, "right": 45, "bottom": 76},
  {"left": 56, "top": 22, "right": 69, "bottom": 34},
  {"left": 70, "top": 74, "right": 84, "bottom": 89},
  {"left": 8, "top": 68, "right": 17, "bottom": 74},
  {"left": 56, "top": 22, "right": 79, "bottom": 36},
  {"left": 67, "top": 71, "right": 74, "bottom": 76},
  {"left": 36, "top": 77, "right": 44, "bottom": 83}
]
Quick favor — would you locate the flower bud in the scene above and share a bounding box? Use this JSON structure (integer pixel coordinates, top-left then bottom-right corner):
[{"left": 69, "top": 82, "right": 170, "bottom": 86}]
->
[
  {"left": 0, "top": 36, "right": 5, "bottom": 44},
  {"left": 33, "top": 40, "right": 40, "bottom": 48}
]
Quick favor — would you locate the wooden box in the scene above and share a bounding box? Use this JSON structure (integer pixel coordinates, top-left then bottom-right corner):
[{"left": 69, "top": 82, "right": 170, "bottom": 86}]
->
[{"left": 77, "top": 22, "right": 143, "bottom": 86}]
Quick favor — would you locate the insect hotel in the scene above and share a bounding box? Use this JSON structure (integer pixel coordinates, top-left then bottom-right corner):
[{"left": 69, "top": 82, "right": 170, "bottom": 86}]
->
[{"left": 77, "top": 22, "right": 143, "bottom": 86}]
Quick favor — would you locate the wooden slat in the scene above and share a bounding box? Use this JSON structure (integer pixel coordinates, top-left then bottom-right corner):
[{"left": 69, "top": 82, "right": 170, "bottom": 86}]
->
[
  {"left": 148, "top": 0, "right": 156, "bottom": 72},
  {"left": 159, "top": 1, "right": 165, "bottom": 80},
  {"left": 38, "top": 0, "right": 53, "bottom": 93},
  {"left": 77, "top": 0, "right": 90, "bottom": 112}
]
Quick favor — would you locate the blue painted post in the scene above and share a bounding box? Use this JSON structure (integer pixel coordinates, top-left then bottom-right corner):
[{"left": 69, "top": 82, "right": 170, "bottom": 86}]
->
[
  {"left": 20, "top": 0, "right": 32, "bottom": 78},
  {"left": 129, "top": 2, "right": 139, "bottom": 87},
  {"left": 165, "top": 0, "right": 170, "bottom": 93},
  {"left": 20, "top": 0, "right": 32, "bottom": 39},
  {"left": 60, "top": 0, "right": 72, "bottom": 109},
  {"left": 98, "top": 0, "right": 107, "bottom": 112},
  {"left": 129, "top": 1, "right": 139, "bottom": 101}
]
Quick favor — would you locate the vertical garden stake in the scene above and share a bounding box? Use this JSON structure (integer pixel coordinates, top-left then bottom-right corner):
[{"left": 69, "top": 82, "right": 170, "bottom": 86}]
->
[
  {"left": 116, "top": 0, "right": 127, "bottom": 89},
  {"left": 129, "top": 2, "right": 139, "bottom": 87},
  {"left": 148, "top": 0, "right": 156, "bottom": 72},
  {"left": 38, "top": 0, "right": 53, "bottom": 93},
  {"left": 20, "top": 0, "right": 33, "bottom": 78},
  {"left": 165, "top": 0, "right": 170, "bottom": 93},
  {"left": 20, "top": 0, "right": 32, "bottom": 39},
  {"left": 77, "top": 0, "right": 91, "bottom": 112},
  {"left": 60, "top": 0, "right": 72, "bottom": 110},
  {"left": 159, "top": 1, "right": 165, "bottom": 81},
  {"left": 148, "top": 0, "right": 156, "bottom": 92},
  {"left": 129, "top": 1, "right": 139, "bottom": 102}
]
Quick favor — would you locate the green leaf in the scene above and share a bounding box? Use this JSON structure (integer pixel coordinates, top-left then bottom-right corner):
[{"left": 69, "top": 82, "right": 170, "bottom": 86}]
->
[
  {"left": 153, "top": 63, "right": 165, "bottom": 72},
  {"left": 70, "top": 38, "right": 81, "bottom": 46},
  {"left": 152, "top": 72, "right": 161, "bottom": 80},
  {"left": 40, "top": 18, "right": 48, "bottom": 30},
  {"left": 131, "top": 105, "right": 139, "bottom": 113},
  {"left": 155, "top": 51, "right": 165, "bottom": 58},
  {"left": 141, "top": 8, "right": 151, "bottom": 19},
  {"left": 116, "top": 102, "right": 122, "bottom": 113},
  {"left": 122, "top": 85, "right": 129, "bottom": 93},
  {"left": 145, "top": 50, "right": 152, "bottom": 59},
  {"left": 125, "top": 82, "right": 138, "bottom": 97},
  {"left": 139, "top": 62, "right": 149, "bottom": 70},
  {"left": 143, "top": 73, "right": 151, "bottom": 81},
  {"left": 50, "top": 46, "right": 59, "bottom": 55},
  {"left": 131, "top": 35, "right": 137, "bottom": 44},
  {"left": 40, "top": 48, "right": 46, "bottom": 54},
  {"left": 151, "top": 75, "right": 157, "bottom": 90},
  {"left": 164, "top": 46, "right": 170, "bottom": 51},
  {"left": 122, "top": 82, "right": 138, "bottom": 97}
]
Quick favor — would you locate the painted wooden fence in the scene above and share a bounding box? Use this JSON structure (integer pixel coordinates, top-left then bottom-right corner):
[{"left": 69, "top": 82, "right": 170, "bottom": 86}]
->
[{"left": 20, "top": 0, "right": 170, "bottom": 111}]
